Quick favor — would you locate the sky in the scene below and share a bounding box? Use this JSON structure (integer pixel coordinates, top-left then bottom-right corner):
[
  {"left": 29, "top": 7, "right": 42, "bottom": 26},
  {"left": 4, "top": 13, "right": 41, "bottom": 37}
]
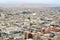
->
[{"left": 0, "top": 0, "right": 60, "bottom": 4}]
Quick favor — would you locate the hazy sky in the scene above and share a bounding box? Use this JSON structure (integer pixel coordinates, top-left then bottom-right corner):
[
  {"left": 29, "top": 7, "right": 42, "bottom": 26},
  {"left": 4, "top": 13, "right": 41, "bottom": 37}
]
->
[{"left": 0, "top": 0, "right": 60, "bottom": 4}]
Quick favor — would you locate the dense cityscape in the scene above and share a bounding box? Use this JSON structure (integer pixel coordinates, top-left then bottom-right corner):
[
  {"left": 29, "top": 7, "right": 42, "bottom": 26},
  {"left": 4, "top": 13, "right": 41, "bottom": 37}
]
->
[{"left": 0, "top": 7, "right": 60, "bottom": 40}]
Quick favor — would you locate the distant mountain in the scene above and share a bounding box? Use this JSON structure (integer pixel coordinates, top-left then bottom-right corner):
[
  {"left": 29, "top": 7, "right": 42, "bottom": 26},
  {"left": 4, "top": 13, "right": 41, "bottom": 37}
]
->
[
  {"left": 0, "top": 4, "right": 49, "bottom": 8},
  {"left": 0, "top": 4, "right": 60, "bottom": 8}
]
